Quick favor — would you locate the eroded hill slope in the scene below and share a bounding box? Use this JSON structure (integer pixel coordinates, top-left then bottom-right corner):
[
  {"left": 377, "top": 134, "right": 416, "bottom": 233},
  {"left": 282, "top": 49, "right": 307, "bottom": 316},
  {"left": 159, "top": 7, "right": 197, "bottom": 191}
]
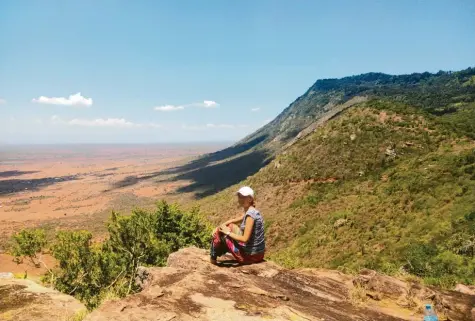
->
[{"left": 197, "top": 99, "right": 475, "bottom": 287}]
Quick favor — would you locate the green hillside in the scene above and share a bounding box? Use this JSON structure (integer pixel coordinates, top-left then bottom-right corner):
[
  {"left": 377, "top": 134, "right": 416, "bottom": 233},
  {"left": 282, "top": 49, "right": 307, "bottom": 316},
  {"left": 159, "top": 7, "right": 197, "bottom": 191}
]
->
[
  {"left": 164, "top": 68, "right": 475, "bottom": 197},
  {"left": 196, "top": 68, "right": 475, "bottom": 287},
  {"left": 236, "top": 67, "right": 475, "bottom": 151}
]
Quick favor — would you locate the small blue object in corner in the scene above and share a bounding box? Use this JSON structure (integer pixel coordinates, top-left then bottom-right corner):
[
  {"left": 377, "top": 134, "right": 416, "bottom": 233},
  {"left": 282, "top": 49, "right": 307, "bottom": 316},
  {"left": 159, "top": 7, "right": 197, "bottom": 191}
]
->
[{"left": 423, "top": 304, "right": 438, "bottom": 321}]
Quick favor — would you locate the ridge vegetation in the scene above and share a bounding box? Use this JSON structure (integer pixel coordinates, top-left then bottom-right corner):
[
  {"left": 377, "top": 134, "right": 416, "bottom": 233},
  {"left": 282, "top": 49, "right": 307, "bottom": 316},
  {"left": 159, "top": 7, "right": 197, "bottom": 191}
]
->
[
  {"left": 10, "top": 202, "right": 211, "bottom": 309},
  {"left": 195, "top": 68, "right": 475, "bottom": 288},
  {"left": 161, "top": 68, "right": 475, "bottom": 197}
]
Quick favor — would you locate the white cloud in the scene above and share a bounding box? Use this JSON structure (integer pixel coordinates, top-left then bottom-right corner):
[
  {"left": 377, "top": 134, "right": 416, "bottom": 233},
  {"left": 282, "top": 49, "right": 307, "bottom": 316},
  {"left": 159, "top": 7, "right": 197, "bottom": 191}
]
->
[
  {"left": 51, "top": 115, "right": 161, "bottom": 128},
  {"left": 0, "top": 98, "right": 6, "bottom": 104},
  {"left": 153, "top": 100, "right": 220, "bottom": 111},
  {"left": 251, "top": 107, "right": 260, "bottom": 112},
  {"left": 32, "top": 92, "right": 93, "bottom": 107},
  {"left": 154, "top": 105, "right": 185, "bottom": 112},
  {"left": 201, "top": 100, "right": 219, "bottom": 108},
  {"left": 182, "top": 123, "right": 248, "bottom": 130},
  {"left": 69, "top": 118, "right": 136, "bottom": 127}
]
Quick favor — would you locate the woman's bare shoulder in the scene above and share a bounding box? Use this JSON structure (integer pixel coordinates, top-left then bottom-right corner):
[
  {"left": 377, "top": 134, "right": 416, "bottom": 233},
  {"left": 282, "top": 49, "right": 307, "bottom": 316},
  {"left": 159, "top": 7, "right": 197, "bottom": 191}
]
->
[{"left": 246, "top": 207, "right": 260, "bottom": 216}]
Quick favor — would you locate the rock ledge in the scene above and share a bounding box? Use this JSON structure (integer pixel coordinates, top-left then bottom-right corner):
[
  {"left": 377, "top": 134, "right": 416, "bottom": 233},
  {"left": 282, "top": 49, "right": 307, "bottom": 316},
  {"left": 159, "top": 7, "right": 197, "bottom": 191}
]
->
[{"left": 85, "top": 247, "right": 475, "bottom": 321}]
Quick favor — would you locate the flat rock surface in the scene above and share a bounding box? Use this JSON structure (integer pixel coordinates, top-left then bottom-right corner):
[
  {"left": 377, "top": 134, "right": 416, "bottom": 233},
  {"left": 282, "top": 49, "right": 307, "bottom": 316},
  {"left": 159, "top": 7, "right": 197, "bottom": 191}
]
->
[
  {"left": 0, "top": 277, "right": 85, "bottom": 321},
  {"left": 85, "top": 247, "right": 475, "bottom": 321}
]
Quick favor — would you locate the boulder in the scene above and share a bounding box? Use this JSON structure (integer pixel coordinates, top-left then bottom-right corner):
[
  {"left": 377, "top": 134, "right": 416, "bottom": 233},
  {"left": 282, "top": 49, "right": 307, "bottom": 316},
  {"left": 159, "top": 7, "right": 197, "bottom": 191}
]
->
[
  {"left": 454, "top": 283, "right": 475, "bottom": 296},
  {"left": 354, "top": 269, "right": 475, "bottom": 321},
  {"left": 82, "top": 248, "right": 475, "bottom": 321},
  {"left": 0, "top": 277, "right": 85, "bottom": 321},
  {"left": 333, "top": 218, "right": 348, "bottom": 228},
  {"left": 87, "top": 247, "right": 457, "bottom": 321},
  {"left": 353, "top": 268, "right": 408, "bottom": 299},
  {"left": 385, "top": 146, "right": 397, "bottom": 158}
]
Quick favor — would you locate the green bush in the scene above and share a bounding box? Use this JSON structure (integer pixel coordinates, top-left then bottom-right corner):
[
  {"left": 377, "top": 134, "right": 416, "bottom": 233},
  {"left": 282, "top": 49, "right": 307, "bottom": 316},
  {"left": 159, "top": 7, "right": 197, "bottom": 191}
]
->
[
  {"left": 15, "top": 201, "right": 211, "bottom": 310},
  {"left": 10, "top": 229, "right": 47, "bottom": 268},
  {"left": 49, "top": 231, "right": 113, "bottom": 308}
]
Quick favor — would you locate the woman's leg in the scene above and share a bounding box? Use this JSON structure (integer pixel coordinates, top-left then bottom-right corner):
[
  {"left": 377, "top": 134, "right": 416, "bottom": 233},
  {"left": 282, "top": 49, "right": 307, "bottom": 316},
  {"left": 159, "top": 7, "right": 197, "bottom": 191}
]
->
[
  {"left": 210, "top": 227, "right": 227, "bottom": 262},
  {"left": 223, "top": 237, "right": 265, "bottom": 265},
  {"left": 211, "top": 223, "right": 257, "bottom": 264},
  {"left": 210, "top": 224, "right": 243, "bottom": 259},
  {"left": 223, "top": 237, "right": 246, "bottom": 263},
  {"left": 244, "top": 252, "right": 265, "bottom": 264}
]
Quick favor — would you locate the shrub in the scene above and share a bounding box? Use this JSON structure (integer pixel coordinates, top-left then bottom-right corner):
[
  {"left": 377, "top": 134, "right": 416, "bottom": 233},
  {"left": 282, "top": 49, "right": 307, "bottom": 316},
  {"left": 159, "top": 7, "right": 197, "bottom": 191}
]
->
[
  {"left": 10, "top": 229, "right": 47, "bottom": 268},
  {"left": 28, "top": 201, "right": 211, "bottom": 310},
  {"left": 403, "top": 242, "right": 438, "bottom": 277},
  {"left": 48, "top": 230, "right": 111, "bottom": 309}
]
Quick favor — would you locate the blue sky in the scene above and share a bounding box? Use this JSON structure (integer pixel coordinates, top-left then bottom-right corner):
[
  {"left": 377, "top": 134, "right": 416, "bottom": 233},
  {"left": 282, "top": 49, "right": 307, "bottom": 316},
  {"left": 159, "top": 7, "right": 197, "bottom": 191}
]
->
[{"left": 1, "top": 0, "right": 474, "bottom": 144}]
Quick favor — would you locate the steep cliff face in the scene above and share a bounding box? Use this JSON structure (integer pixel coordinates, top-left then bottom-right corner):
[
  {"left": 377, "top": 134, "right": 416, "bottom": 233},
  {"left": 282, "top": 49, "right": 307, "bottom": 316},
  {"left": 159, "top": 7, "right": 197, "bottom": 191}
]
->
[
  {"left": 84, "top": 247, "right": 474, "bottom": 321},
  {"left": 228, "top": 67, "right": 475, "bottom": 156}
]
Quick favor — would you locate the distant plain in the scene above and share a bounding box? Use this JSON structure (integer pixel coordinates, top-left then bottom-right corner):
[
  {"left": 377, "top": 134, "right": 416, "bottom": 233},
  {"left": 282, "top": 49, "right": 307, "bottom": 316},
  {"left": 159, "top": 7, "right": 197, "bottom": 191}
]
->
[{"left": 0, "top": 143, "right": 226, "bottom": 275}]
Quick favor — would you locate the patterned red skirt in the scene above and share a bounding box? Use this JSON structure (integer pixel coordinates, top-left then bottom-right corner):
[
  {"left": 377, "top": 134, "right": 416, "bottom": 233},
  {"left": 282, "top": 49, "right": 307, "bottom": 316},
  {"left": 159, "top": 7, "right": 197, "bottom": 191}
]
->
[{"left": 210, "top": 224, "right": 264, "bottom": 264}]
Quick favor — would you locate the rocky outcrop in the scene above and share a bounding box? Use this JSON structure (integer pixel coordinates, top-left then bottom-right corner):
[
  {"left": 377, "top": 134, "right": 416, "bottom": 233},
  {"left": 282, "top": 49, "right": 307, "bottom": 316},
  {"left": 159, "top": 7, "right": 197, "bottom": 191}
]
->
[
  {"left": 84, "top": 247, "right": 475, "bottom": 321},
  {"left": 354, "top": 269, "right": 475, "bottom": 321},
  {"left": 285, "top": 96, "right": 368, "bottom": 149},
  {"left": 0, "top": 276, "right": 85, "bottom": 321},
  {"left": 455, "top": 284, "right": 475, "bottom": 296}
]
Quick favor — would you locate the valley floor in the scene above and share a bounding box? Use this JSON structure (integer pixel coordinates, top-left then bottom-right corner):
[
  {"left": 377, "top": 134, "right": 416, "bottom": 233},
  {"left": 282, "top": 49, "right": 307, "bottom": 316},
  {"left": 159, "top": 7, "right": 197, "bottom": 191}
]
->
[{"left": 0, "top": 144, "right": 225, "bottom": 275}]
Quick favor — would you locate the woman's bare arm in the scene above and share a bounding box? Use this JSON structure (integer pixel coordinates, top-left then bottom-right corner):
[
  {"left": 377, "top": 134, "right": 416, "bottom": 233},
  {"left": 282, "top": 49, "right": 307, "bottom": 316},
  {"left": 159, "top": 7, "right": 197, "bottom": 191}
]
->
[
  {"left": 227, "top": 216, "right": 254, "bottom": 243},
  {"left": 223, "top": 215, "right": 243, "bottom": 225}
]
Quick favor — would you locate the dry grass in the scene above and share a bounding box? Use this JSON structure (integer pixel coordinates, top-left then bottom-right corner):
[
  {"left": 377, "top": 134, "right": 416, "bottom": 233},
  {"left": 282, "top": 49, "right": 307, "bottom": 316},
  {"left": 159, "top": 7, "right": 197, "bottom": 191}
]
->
[
  {"left": 349, "top": 285, "right": 368, "bottom": 306},
  {"left": 13, "top": 272, "right": 27, "bottom": 279},
  {"left": 65, "top": 310, "right": 88, "bottom": 321}
]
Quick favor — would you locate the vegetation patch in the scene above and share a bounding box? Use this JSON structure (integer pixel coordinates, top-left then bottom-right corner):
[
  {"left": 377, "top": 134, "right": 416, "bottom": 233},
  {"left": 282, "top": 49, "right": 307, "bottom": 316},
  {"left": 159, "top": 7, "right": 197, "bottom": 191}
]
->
[
  {"left": 9, "top": 201, "right": 212, "bottom": 309},
  {"left": 197, "top": 96, "right": 475, "bottom": 288}
]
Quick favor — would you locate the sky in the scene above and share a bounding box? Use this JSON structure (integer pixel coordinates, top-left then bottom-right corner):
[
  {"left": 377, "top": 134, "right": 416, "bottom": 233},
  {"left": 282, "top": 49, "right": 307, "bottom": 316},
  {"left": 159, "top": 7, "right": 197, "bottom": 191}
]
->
[{"left": 1, "top": 0, "right": 474, "bottom": 144}]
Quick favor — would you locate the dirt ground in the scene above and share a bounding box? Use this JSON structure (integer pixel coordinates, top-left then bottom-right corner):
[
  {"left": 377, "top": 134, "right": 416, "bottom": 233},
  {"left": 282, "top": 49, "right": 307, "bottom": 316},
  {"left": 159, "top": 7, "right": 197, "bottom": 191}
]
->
[{"left": 0, "top": 143, "right": 225, "bottom": 274}]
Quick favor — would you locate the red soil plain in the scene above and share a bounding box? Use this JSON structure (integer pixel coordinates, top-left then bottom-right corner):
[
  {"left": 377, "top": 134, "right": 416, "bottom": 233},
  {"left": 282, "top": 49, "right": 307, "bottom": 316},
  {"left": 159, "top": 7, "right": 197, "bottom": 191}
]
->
[{"left": 0, "top": 143, "right": 225, "bottom": 277}]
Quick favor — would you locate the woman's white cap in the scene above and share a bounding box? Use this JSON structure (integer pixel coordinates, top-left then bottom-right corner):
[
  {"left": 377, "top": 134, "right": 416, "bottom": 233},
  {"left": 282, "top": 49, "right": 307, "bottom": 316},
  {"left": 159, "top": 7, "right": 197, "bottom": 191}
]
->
[{"left": 237, "top": 186, "right": 254, "bottom": 197}]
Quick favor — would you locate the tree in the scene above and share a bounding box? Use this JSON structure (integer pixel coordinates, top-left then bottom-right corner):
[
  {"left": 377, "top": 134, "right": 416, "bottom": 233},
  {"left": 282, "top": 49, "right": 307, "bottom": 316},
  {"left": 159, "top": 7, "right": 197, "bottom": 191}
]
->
[
  {"left": 10, "top": 229, "right": 47, "bottom": 268},
  {"left": 42, "top": 201, "right": 211, "bottom": 309}
]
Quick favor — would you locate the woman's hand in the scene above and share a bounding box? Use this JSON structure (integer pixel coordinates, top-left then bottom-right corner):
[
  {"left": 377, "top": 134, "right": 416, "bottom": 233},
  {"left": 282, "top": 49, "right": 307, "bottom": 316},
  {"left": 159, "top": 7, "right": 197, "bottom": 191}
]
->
[{"left": 219, "top": 225, "right": 231, "bottom": 235}]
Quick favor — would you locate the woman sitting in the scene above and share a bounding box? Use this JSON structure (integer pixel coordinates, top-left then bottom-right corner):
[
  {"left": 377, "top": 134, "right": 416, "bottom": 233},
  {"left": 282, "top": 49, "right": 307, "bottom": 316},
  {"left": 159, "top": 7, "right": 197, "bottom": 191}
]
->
[{"left": 210, "top": 186, "right": 266, "bottom": 265}]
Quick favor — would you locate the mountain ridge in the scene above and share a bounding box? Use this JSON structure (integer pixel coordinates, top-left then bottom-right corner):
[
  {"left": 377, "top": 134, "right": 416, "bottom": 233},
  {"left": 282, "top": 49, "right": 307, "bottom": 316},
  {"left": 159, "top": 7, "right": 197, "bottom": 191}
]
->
[
  {"left": 191, "top": 67, "right": 475, "bottom": 288},
  {"left": 163, "top": 67, "right": 475, "bottom": 198},
  {"left": 238, "top": 67, "right": 475, "bottom": 153}
]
